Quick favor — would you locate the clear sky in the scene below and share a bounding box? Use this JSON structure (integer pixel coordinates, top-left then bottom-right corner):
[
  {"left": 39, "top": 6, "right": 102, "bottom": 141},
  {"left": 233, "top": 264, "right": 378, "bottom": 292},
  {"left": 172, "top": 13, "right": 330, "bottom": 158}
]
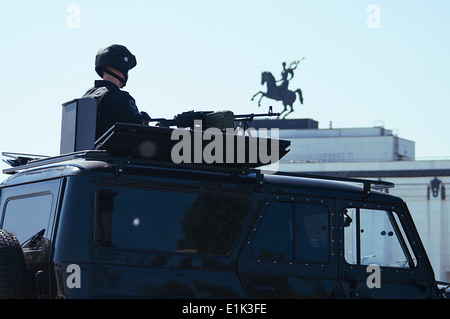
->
[{"left": 1, "top": 0, "right": 449, "bottom": 180}]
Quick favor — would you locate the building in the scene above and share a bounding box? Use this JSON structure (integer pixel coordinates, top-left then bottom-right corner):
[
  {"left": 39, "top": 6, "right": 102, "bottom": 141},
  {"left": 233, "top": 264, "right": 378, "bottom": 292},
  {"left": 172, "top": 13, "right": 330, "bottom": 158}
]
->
[{"left": 251, "top": 118, "right": 450, "bottom": 283}]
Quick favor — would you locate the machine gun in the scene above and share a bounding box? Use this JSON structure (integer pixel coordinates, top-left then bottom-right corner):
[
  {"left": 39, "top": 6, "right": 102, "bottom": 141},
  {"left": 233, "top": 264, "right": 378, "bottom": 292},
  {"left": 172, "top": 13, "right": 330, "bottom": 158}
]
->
[{"left": 150, "top": 106, "right": 279, "bottom": 131}]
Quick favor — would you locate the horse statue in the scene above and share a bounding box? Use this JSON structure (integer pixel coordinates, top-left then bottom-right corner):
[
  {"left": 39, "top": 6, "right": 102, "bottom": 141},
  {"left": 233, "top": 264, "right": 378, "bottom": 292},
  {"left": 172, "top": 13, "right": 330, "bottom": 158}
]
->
[{"left": 251, "top": 60, "right": 304, "bottom": 119}]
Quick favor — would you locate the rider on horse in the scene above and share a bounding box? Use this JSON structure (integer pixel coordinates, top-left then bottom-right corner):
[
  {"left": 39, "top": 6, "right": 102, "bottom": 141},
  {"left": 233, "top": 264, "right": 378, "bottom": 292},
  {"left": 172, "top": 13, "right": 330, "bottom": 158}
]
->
[{"left": 277, "top": 60, "right": 301, "bottom": 92}]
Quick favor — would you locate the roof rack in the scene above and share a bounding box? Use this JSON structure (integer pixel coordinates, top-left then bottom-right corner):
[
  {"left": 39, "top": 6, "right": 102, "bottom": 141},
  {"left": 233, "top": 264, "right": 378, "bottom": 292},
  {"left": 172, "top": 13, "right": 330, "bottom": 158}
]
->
[
  {"left": 2, "top": 152, "right": 49, "bottom": 168},
  {"left": 1, "top": 151, "right": 102, "bottom": 175},
  {"left": 274, "top": 171, "right": 394, "bottom": 199},
  {"left": 2, "top": 150, "right": 395, "bottom": 200},
  {"left": 3, "top": 121, "right": 291, "bottom": 174},
  {"left": 94, "top": 123, "right": 291, "bottom": 168},
  {"left": 2, "top": 150, "right": 397, "bottom": 194},
  {"left": 2, "top": 150, "right": 257, "bottom": 176}
]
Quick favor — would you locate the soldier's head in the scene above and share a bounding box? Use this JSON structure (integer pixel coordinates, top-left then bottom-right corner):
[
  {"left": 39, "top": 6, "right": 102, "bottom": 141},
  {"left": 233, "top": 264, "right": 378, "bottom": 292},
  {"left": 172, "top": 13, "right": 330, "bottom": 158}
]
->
[{"left": 95, "top": 44, "right": 137, "bottom": 88}]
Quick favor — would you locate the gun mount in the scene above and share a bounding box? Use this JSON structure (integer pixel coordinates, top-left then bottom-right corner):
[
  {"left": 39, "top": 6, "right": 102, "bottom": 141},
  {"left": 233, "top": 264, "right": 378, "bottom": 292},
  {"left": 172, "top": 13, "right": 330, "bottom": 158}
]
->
[{"left": 151, "top": 106, "right": 279, "bottom": 131}]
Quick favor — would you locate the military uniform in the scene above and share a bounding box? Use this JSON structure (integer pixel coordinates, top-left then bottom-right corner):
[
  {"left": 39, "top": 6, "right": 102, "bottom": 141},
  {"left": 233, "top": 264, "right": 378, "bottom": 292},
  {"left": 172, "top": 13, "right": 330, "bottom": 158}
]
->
[
  {"left": 84, "top": 44, "right": 148, "bottom": 140},
  {"left": 83, "top": 80, "right": 142, "bottom": 140}
]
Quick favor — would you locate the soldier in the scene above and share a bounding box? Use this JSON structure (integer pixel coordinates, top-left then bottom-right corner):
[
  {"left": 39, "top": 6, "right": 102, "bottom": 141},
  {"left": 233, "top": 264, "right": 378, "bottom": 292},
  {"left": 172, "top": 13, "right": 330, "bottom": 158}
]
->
[{"left": 83, "top": 44, "right": 149, "bottom": 140}]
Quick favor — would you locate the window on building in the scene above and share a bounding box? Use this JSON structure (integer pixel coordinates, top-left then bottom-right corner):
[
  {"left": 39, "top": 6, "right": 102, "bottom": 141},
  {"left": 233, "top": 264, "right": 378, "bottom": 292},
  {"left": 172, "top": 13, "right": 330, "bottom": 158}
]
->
[
  {"left": 344, "top": 207, "right": 417, "bottom": 268},
  {"left": 251, "top": 200, "right": 330, "bottom": 263},
  {"left": 97, "top": 186, "right": 251, "bottom": 255}
]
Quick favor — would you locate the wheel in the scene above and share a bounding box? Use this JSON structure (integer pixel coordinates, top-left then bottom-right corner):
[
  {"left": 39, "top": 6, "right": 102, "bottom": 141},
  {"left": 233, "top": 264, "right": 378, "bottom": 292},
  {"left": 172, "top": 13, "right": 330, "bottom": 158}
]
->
[{"left": 0, "top": 229, "right": 29, "bottom": 299}]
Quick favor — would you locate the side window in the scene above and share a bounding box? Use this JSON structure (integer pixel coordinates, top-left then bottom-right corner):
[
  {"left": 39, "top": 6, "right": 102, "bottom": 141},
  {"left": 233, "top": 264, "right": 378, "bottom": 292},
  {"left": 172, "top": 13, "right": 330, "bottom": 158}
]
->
[
  {"left": 296, "top": 203, "right": 329, "bottom": 262},
  {"left": 2, "top": 193, "right": 53, "bottom": 245},
  {"left": 97, "top": 186, "right": 251, "bottom": 255},
  {"left": 344, "top": 207, "right": 417, "bottom": 268},
  {"left": 251, "top": 201, "right": 293, "bottom": 261},
  {"left": 251, "top": 199, "right": 330, "bottom": 263}
]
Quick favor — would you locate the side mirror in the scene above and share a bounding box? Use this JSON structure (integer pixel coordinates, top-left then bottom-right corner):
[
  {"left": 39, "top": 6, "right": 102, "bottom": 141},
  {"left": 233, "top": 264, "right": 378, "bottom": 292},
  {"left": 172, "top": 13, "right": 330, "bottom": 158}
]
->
[{"left": 344, "top": 210, "right": 353, "bottom": 228}]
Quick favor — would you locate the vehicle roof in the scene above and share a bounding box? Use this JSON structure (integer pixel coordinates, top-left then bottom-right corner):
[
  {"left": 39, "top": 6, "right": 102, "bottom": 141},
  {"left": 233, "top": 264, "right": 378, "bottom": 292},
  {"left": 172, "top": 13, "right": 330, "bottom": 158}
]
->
[{"left": 0, "top": 150, "right": 396, "bottom": 201}]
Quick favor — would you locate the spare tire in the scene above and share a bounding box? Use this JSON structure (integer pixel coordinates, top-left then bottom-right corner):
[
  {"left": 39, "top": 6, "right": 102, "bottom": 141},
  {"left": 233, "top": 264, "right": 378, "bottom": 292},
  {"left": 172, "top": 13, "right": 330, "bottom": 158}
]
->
[{"left": 0, "top": 229, "right": 29, "bottom": 299}]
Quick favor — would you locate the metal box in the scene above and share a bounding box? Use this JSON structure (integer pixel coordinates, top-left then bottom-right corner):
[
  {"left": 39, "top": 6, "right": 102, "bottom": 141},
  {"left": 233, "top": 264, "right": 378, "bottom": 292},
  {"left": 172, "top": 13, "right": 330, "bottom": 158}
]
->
[{"left": 60, "top": 98, "right": 97, "bottom": 154}]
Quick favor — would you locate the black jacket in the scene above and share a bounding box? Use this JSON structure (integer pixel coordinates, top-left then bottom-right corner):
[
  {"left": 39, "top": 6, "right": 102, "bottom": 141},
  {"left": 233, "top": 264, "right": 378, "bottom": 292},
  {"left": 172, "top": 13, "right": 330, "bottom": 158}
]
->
[{"left": 83, "top": 80, "right": 143, "bottom": 140}]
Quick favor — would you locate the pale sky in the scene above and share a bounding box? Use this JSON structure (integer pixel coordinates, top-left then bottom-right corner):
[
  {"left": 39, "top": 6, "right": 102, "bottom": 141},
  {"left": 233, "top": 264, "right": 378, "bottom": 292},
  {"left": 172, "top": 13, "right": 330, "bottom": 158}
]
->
[{"left": 1, "top": 0, "right": 449, "bottom": 180}]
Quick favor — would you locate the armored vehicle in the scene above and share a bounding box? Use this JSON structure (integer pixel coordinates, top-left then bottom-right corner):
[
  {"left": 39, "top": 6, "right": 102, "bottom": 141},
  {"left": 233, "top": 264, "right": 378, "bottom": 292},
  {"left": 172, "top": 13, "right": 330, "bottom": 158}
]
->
[{"left": 0, "top": 98, "right": 448, "bottom": 299}]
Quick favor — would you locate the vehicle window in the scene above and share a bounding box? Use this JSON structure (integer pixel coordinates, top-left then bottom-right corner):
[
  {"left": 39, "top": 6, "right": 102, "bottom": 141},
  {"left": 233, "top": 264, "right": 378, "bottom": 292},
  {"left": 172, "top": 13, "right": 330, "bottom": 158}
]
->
[
  {"left": 344, "top": 207, "right": 417, "bottom": 268},
  {"left": 251, "top": 201, "right": 293, "bottom": 261},
  {"left": 97, "top": 186, "right": 251, "bottom": 255},
  {"left": 2, "top": 193, "right": 53, "bottom": 244},
  {"left": 295, "top": 203, "right": 329, "bottom": 262},
  {"left": 251, "top": 200, "right": 330, "bottom": 263}
]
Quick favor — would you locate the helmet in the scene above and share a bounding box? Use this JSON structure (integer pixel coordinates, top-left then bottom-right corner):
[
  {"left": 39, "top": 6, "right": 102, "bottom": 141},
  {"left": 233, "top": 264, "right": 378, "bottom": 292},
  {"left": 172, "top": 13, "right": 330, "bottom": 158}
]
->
[{"left": 95, "top": 44, "right": 137, "bottom": 85}]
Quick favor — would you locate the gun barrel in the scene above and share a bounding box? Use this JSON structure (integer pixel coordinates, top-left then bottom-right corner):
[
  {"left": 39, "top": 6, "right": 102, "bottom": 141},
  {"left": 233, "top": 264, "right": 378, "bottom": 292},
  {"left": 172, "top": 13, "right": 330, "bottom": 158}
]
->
[
  {"left": 151, "top": 110, "right": 280, "bottom": 130},
  {"left": 149, "top": 118, "right": 169, "bottom": 122},
  {"left": 234, "top": 112, "right": 280, "bottom": 119}
]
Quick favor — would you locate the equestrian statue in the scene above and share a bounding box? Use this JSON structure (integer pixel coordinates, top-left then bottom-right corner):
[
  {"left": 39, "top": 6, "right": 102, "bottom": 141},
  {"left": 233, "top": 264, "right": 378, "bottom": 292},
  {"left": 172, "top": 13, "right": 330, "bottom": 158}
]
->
[{"left": 251, "top": 59, "right": 304, "bottom": 119}]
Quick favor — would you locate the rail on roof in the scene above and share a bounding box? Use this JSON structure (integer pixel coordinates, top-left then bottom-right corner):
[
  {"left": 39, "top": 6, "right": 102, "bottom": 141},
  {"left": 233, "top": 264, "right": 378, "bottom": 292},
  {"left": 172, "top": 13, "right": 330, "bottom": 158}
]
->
[
  {"left": 274, "top": 170, "right": 394, "bottom": 199},
  {"left": 1, "top": 150, "right": 256, "bottom": 176},
  {"left": 2, "top": 150, "right": 395, "bottom": 198},
  {"left": 2, "top": 151, "right": 94, "bottom": 174}
]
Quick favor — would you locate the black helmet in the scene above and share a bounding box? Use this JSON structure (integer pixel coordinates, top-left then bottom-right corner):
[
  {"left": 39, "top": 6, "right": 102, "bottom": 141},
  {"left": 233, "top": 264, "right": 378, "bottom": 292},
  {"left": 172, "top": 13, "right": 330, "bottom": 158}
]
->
[{"left": 95, "top": 44, "right": 137, "bottom": 85}]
